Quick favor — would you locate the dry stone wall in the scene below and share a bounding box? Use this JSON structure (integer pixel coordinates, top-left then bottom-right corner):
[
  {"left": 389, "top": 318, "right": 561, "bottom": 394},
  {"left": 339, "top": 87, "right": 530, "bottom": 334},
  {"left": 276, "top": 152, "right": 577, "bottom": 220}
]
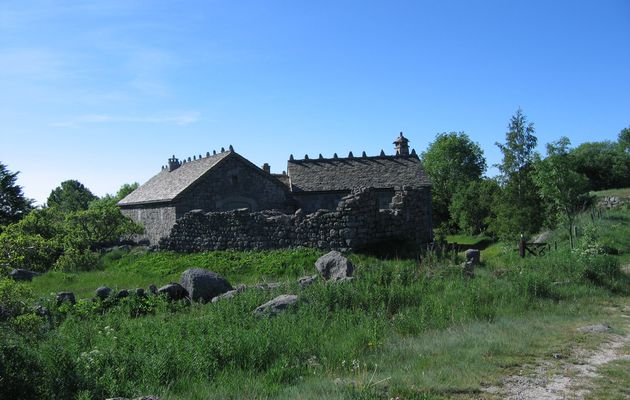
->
[{"left": 160, "top": 187, "right": 432, "bottom": 252}]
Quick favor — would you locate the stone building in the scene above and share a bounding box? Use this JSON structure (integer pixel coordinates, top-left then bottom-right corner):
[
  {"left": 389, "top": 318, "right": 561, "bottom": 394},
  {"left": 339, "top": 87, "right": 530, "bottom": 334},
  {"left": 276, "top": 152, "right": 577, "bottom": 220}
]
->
[{"left": 119, "top": 133, "right": 432, "bottom": 246}]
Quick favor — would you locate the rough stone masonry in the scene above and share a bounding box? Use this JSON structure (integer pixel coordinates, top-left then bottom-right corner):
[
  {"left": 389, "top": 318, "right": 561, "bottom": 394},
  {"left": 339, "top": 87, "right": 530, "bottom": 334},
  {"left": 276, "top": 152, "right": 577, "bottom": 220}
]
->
[{"left": 160, "top": 187, "right": 432, "bottom": 252}]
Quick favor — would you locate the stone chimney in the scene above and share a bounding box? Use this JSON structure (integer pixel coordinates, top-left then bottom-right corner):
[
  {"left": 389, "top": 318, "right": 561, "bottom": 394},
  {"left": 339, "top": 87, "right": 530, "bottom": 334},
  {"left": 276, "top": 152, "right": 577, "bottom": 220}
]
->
[
  {"left": 262, "top": 163, "right": 271, "bottom": 173},
  {"left": 167, "top": 155, "right": 180, "bottom": 172},
  {"left": 393, "top": 132, "right": 410, "bottom": 156}
]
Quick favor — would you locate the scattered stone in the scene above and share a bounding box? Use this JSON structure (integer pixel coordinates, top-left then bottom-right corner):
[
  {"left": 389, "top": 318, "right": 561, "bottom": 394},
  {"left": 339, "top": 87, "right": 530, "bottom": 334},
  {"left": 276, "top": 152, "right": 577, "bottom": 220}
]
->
[
  {"left": 462, "top": 260, "right": 475, "bottom": 277},
  {"left": 134, "top": 288, "right": 145, "bottom": 297},
  {"left": 33, "top": 305, "right": 50, "bottom": 319},
  {"left": 577, "top": 324, "right": 612, "bottom": 333},
  {"left": 9, "top": 268, "right": 40, "bottom": 282},
  {"left": 297, "top": 275, "right": 318, "bottom": 288},
  {"left": 180, "top": 268, "right": 233, "bottom": 303},
  {"left": 115, "top": 289, "right": 129, "bottom": 299},
  {"left": 250, "top": 282, "right": 282, "bottom": 291},
  {"left": 56, "top": 292, "right": 76, "bottom": 305},
  {"left": 211, "top": 289, "right": 238, "bottom": 303},
  {"left": 332, "top": 276, "right": 355, "bottom": 284},
  {"left": 157, "top": 283, "right": 189, "bottom": 301},
  {"left": 464, "top": 249, "right": 480, "bottom": 265},
  {"left": 253, "top": 294, "right": 299, "bottom": 317},
  {"left": 148, "top": 284, "right": 158, "bottom": 295},
  {"left": 95, "top": 286, "right": 112, "bottom": 300},
  {"left": 315, "top": 251, "right": 353, "bottom": 281}
]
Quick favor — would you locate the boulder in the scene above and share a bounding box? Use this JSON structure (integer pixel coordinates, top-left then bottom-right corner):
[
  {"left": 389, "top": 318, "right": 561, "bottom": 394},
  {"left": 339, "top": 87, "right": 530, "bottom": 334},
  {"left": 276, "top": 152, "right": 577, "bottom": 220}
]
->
[
  {"left": 180, "top": 268, "right": 233, "bottom": 302},
  {"left": 9, "top": 268, "right": 40, "bottom": 282},
  {"left": 115, "top": 289, "right": 129, "bottom": 299},
  {"left": 157, "top": 283, "right": 189, "bottom": 301},
  {"left": 134, "top": 288, "right": 145, "bottom": 297},
  {"left": 465, "top": 249, "right": 480, "bottom": 265},
  {"left": 56, "top": 292, "right": 76, "bottom": 305},
  {"left": 297, "top": 275, "right": 318, "bottom": 288},
  {"left": 253, "top": 294, "right": 299, "bottom": 317},
  {"left": 315, "top": 251, "right": 353, "bottom": 281},
  {"left": 95, "top": 286, "right": 112, "bottom": 300}
]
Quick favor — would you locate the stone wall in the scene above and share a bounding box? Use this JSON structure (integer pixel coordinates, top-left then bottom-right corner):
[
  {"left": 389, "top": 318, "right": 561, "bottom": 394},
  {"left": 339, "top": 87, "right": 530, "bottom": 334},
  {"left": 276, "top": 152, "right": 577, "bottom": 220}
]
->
[
  {"left": 160, "top": 187, "right": 432, "bottom": 252},
  {"left": 121, "top": 204, "right": 176, "bottom": 244}
]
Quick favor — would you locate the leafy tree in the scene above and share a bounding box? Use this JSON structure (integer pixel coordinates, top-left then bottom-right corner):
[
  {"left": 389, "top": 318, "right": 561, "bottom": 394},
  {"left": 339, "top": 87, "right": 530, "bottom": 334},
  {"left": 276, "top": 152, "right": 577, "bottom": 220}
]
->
[
  {"left": 0, "top": 162, "right": 33, "bottom": 227},
  {"left": 533, "top": 137, "right": 592, "bottom": 248},
  {"left": 115, "top": 182, "right": 139, "bottom": 201},
  {"left": 63, "top": 197, "right": 143, "bottom": 251},
  {"left": 47, "top": 180, "right": 97, "bottom": 213},
  {"left": 421, "top": 132, "right": 486, "bottom": 228},
  {"left": 449, "top": 178, "right": 500, "bottom": 235},
  {"left": 571, "top": 140, "right": 630, "bottom": 190},
  {"left": 618, "top": 126, "right": 630, "bottom": 153},
  {"left": 493, "top": 109, "right": 544, "bottom": 239}
]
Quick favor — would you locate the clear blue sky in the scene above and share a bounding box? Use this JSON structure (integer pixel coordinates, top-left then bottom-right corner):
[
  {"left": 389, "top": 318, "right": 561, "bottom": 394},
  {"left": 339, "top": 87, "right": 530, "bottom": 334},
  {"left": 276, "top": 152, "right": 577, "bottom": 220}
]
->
[{"left": 2, "top": 0, "right": 629, "bottom": 204}]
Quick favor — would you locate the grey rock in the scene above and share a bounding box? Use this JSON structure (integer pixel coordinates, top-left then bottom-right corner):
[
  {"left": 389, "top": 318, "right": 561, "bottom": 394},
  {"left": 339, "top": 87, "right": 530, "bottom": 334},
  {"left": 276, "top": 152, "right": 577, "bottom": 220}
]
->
[
  {"left": 298, "top": 275, "right": 318, "bottom": 288},
  {"left": 9, "top": 268, "right": 40, "bottom": 282},
  {"left": 462, "top": 260, "right": 475, "bottom": 277},
  {"left": 134, "top": 288, "right": 145, "bottom": 297},
  {"left": 95, "top": 286, "right": 112, "bottom": 300},
  {"left": 315, "top": 251, "right": 353, "bottom": 281},
  {"left": 148, "top": 284, "right": 158, "bottom": 295},
  {"left": 115, "top": 289, "right": 129, "bottom": 299},
  {"left": 180, "top": 268, "right": 233, "bottom": 302},
  {"left": 157, "top": 283, "right": 189, "bottom": 301},
  {"left": 250, "top": 282, "right": 282, "bottom": 291},
  {"left": 211, "top": 289, "right": 239, "bottom": 303},
  {"left": 33, "top": 305, "right": 50, "bottom": 319},
  {"left": 464, "top": 249, "right": 480, "bottom": 265},
  {"left": 332, "top": 276, "right": 355, "bottom": 284},
  {"left": 577, "top": 324, "right": 612, "bottom": 333},
  {"left": 253, "top": 294, "right": 299, "bottom": 317},
  {"left": 56, "top": 292, "right": 76, "bottom": 305}
]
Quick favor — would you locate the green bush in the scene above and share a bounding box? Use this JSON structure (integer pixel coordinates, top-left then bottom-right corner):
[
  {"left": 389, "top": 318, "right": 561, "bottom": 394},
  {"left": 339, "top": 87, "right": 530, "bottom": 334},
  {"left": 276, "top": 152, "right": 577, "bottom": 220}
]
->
[{"left": 53, "top": 248, "right": 101, "bottom": 272}]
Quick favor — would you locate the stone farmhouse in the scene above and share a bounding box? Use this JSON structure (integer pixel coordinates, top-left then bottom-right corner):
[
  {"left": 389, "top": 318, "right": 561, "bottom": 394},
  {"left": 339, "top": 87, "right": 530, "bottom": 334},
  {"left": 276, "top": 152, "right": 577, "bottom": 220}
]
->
[{"left": 118, "top": 133, "right": 433, "bottom": 249}]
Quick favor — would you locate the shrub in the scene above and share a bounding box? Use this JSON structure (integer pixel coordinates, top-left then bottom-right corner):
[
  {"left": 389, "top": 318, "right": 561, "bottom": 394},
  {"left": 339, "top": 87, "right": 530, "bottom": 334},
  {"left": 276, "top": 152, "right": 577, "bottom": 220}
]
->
[{"left": 53, "top": 248, "right": 100, "bottom": 272}]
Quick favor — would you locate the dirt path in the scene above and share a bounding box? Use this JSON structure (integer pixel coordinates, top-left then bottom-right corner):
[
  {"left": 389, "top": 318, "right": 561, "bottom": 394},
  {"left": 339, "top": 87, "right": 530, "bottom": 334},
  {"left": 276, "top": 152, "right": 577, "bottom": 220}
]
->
[{"left": 483, "top": 310, "right": 630, "bottom": 399}]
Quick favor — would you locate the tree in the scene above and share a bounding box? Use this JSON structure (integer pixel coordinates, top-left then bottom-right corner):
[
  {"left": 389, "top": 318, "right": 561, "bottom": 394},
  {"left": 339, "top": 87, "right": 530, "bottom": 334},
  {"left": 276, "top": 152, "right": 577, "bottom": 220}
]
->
[
  {"left": 449, "top": 178, "right": 500, "bottom": 235},
  {"left": 571, "top": 140, "right": 630, "bottom": 190},
  {"left": 47, "top": 180, "right": 97, "bottom": 213},
  {"left": 0, "top": 162, "right": 33, "bottom": 227},
  {"left": 493, "top": 109, "right": 544, "bottom": 239},
  {"left": 533, "top": 137, "right": 592, "bottom": 248},
  {"left": 618, "top": 126, "right": 630, "bottom": 153},
  {"left": 421, "top": 132, "right": 486, "bottom": 228},
  {"left": 115, "top": 182, "right": 139, "bottom": 201}
]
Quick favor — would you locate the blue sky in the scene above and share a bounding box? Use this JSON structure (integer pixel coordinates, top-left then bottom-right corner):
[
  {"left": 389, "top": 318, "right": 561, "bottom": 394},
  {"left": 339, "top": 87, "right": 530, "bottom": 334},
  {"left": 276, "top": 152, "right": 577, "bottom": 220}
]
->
[{"left": 1, "top": 0, "right": 629, "bottom": 204}]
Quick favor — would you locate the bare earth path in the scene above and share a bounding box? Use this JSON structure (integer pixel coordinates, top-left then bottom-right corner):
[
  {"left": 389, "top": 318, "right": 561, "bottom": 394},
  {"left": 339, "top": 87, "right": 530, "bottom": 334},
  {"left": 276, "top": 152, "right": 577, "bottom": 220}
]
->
[{"left": 483, "top": 306, "right": 630, "bottom": 399}]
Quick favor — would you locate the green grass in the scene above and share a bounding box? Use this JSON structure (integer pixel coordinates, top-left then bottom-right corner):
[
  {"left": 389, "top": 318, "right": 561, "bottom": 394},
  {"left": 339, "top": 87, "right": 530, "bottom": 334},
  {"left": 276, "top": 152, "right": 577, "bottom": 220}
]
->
[
  {"left": 2, "top": 208, "right": 630, "bottom": 400},
  {"left": 445, "top": 234, "right": 491, "bottom": 246},
  {"left": 29, "top": 248, "right": 324, "bottom": 299}
]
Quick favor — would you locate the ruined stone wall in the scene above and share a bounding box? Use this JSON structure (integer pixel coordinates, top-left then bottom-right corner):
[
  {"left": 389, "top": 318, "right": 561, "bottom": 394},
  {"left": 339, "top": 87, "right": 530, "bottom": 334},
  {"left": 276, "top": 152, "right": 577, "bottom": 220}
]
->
[{"left": 160, "top": 187, "right": 432, "bottom": 252}]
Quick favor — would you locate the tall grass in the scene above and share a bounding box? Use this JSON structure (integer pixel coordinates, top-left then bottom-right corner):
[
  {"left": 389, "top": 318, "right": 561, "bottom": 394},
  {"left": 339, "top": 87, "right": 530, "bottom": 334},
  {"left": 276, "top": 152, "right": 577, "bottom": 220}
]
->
[{"left": 2, "top": 244, "right": 627, "bottom": 399}]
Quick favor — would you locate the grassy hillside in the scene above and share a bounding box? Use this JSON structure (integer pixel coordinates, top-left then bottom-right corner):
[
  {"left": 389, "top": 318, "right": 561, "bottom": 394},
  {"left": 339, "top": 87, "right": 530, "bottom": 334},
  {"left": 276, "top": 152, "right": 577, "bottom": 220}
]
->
[{"left": 1, "top": 207, "right": 629, "bottom": 400}]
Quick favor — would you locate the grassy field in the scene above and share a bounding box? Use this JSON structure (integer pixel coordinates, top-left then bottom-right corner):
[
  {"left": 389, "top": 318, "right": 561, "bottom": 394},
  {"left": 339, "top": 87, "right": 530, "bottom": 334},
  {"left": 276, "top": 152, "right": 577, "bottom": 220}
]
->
[{"left": 1, "top": 207, "right": 629, "bottom": 399}]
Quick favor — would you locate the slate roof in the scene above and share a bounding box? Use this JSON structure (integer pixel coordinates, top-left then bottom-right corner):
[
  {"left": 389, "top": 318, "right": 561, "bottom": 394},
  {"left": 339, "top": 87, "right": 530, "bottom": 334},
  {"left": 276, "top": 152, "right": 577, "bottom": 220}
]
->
[
  {"left": 287, "top": 155, "right": 430, "bottom": 192},
  {"left": 118, "top": 151, "right": 232, "bottom": 206}
]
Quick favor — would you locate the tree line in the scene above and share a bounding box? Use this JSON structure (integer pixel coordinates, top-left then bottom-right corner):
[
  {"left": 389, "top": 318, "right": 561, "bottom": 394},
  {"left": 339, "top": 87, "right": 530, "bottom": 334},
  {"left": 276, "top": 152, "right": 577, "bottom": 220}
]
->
[
  {"left": 423, "top": 109, "right": 629, "bottom": 243},
  {"left": 0, "top": 178, "right": 142, "bottom": 273}
]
